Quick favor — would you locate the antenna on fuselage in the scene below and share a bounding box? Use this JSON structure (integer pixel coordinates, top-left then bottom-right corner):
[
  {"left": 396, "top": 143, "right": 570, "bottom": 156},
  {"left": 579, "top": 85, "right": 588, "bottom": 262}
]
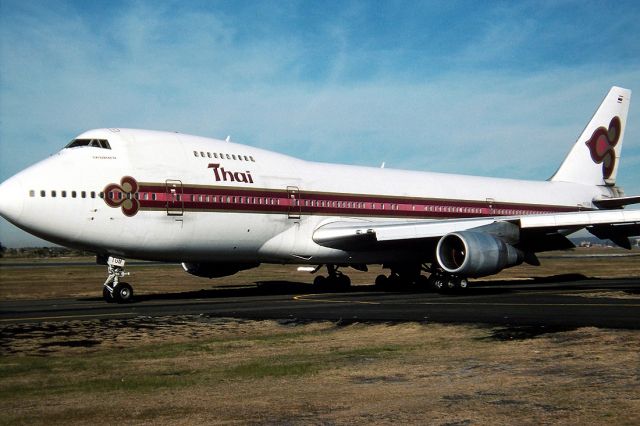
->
[
  {"left": 380, "top": 162, "right": 385, "bottom": 169},
  {"left": 225, "top": 135, "right": 231, "bottom": 142}
]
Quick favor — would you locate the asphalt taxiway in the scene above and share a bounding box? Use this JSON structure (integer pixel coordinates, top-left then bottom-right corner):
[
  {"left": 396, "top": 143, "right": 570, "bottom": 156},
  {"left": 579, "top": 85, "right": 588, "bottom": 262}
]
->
[{"left": 1, "top": 278, "right": 639, "bottom": 328}]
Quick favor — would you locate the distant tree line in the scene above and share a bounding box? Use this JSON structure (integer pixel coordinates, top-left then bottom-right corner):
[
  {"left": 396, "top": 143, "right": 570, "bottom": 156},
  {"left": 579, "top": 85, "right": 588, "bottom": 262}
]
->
[{"left": 0, "top": 244, "right": 93, "bottom": 258}]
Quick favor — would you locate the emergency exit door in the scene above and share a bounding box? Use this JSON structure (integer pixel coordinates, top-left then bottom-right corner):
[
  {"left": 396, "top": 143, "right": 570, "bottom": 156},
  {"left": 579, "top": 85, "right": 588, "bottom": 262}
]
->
[{"left": 165, "top": 179, "right": 184, "bottom": 216}]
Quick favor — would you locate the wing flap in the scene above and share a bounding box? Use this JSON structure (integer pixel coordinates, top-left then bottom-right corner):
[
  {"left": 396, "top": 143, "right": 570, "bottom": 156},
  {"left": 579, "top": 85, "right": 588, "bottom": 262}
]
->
[
  {"left": 313, "top": 210, "right": 640, "bottom": 250},
  {"left": 518, "top": 209, "right": 640, "bottom": 230}
]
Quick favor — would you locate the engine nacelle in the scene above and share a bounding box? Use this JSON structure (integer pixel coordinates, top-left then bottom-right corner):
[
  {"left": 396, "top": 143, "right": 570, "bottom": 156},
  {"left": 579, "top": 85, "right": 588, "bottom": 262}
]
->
[
  {"left": 181, "top": 262, "right": 259, "bottom": 278},
  {"left": 436, "top": 231, "right": 523, "bottom": 277}
]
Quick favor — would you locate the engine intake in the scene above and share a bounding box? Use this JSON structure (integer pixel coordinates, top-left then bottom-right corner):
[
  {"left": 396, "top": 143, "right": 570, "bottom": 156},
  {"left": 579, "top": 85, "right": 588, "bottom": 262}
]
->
[
  {"left": 436, "top": 231, "right": 523, "bottom": 277},
  {"left": 181, "top": 262, "right": 259, "bottom": 278}
]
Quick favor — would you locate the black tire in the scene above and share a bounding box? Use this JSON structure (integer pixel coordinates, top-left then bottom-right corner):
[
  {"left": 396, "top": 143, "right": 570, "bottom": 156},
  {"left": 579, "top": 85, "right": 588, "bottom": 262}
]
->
[
  {"left": 113, "top": 282, "right": 134, "bottom": 303},
  {"left": 338, "top": 274, "right": 351, "bottom": 289},
  {"left": 102, "top": 287, "right": 115, "bottom": 303},
  {"left": 374, "top": 274, "right": 388, "bottom": 289},
  {"left": 313, "top": 275, "right": 327, "bottom": 288},
  {"left": 431, "top": 275, "right": 446, "bottom": 292},
  {"left": 417, "top": 275, "right": 431, "bottom": 291}
]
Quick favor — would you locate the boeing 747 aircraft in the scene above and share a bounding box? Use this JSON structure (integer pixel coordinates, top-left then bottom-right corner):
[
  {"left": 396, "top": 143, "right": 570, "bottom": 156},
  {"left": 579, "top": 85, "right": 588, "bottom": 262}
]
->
[{"left": 0, "top": 87, "right": 638, "bottom": 302}]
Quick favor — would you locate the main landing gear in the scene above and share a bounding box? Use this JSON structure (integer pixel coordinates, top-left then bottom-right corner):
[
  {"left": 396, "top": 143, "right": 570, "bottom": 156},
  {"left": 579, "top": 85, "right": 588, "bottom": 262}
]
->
[
  {"left": 428, "top": 270, "right": 469, "bottom": 292},
  {"left": 374, "top": 264, "right": 469, "bottom": 293},
  {"left": 102, "top": 256, "right": 134, "bottom": 303},
  {"left": 374, "top": 264, "right": 429, "bottom": 291},
  {"left": 312, "top": 265, "right": 351, "bottom": 291}
]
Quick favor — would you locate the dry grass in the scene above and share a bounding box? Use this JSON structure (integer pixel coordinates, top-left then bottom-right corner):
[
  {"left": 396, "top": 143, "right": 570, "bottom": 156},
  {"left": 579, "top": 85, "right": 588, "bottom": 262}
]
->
[
  {"left": 1, "top": 249, "right": 639, "bottom": 424},
  {"left": 1, "top": 318, "right": 639, "bottom": 425}
]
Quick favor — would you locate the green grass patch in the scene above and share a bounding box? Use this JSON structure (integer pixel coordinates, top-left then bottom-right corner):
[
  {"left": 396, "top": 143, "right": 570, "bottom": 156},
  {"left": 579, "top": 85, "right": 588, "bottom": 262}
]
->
[{"left": 226, "top": 359, "right": 320, "bottom": 379}]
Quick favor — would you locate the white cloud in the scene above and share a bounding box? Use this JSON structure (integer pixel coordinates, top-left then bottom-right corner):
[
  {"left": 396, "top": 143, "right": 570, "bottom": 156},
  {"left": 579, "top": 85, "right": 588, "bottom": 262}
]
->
[{"left": 1, "top": 1, "right": 639, "bottom": 246}]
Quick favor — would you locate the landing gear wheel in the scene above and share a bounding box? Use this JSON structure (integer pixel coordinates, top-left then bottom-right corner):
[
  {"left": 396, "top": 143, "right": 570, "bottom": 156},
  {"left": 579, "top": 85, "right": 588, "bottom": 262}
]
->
[
  {"left": 102, "top": 256, "right": 132, "bottom": 304},
  {"left": 313, "top": 275, "right": 327, "bottom": 288},
  {"left": 113, "top": 282, "right": 134, "bottom": 303},
  {"left": 102, "top": 287, "right": 115, "bottom": 303},
  {"left": 374, "top": 274, "right": 389, "bottom": 290},
  {"left": 431, "top": 275, "right": 446, "bottom": 291},
  {"left": 417, "top": 274, "right": 431, "bottom": 291},
  {"left": 338, "top": 274, "right": 351, "bottom": 289}
]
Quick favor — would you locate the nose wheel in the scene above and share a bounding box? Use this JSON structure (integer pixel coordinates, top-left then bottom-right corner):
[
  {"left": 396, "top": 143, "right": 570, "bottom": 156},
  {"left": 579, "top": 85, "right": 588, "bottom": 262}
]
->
[{"left": 102, "top": 256, "right": 134, "bottom": 303}]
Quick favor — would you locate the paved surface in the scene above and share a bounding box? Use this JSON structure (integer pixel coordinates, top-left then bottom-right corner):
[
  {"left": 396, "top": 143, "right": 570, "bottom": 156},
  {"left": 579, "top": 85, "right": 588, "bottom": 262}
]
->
[{"left": 1, "top": 278, "right": 640, "bottom": 329}]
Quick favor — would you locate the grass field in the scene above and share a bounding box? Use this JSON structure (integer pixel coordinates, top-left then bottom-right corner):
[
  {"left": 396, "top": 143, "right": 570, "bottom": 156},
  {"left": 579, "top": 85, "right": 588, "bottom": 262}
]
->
[
  {"left": 1, "top": 248, "right": 639, "bottom": 424},
  {"left": 1, "top": 318, "right": 639, "bottom": 425}
]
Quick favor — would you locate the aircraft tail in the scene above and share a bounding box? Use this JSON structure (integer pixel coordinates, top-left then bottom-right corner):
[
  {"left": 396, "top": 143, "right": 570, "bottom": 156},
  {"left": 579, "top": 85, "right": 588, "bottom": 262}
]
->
[{"left": 551, "top": 86, "right": 631, "bottom": 186}]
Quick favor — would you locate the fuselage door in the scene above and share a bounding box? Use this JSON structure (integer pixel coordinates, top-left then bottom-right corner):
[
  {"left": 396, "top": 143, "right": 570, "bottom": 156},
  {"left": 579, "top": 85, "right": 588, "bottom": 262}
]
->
[
  {"left": 287, "top": 186, "right": 301, "bottom": 219},
  {"left": 166, "top": 179, "right": 184, "bottom": 216}
]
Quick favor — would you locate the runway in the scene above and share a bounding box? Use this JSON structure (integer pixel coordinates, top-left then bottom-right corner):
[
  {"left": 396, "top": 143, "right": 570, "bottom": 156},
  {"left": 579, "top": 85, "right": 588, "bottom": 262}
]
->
[{"left": 2, "top": 277, "right": 640, "bottom": 329}]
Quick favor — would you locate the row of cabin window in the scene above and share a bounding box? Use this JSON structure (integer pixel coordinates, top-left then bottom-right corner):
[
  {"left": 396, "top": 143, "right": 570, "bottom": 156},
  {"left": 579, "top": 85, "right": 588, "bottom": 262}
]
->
[
  {"left": 178, "top": 194, "right": 278, "bottom": 205},
  {"left": 105, "top": 192, "right": 281, "bottom": 205},
  {"left": 30, "top": 190, "right": 101, "bottom": 199},
  {"left": 300, "top": 199, "right": 396, "bottom": 210},
  {"left": 194, "top": 151, "right": 255, "bottom": 162}
]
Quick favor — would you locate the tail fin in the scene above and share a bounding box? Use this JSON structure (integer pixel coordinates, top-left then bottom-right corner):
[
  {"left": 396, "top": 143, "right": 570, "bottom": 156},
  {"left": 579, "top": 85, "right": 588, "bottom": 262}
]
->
[{"left": 551, "top": 86, "right": 631, "bottom": 186}]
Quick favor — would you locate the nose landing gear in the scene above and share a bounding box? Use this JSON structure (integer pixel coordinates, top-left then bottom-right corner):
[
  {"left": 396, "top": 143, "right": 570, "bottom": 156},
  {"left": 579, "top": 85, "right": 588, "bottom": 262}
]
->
[{"left": 102, "top": 256, "right": 134, "bottom": 303}]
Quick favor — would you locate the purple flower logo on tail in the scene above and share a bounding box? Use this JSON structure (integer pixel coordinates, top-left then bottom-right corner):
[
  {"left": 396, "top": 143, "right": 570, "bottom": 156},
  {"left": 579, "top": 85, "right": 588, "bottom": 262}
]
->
[{"left": 585, "top": 116, "right": 621, "bottom": 180}]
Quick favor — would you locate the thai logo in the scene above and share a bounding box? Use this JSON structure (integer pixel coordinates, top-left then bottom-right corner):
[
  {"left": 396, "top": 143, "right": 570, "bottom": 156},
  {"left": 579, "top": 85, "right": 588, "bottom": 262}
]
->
[
  {"left": 585, "top": 116, "right": 621, "bottom": 180},
  {"left": 103, "top": 176, "right": 140, "bottom": 216},
  {"left": 208, "top": 163, "right": 254, "bottom": 183}
]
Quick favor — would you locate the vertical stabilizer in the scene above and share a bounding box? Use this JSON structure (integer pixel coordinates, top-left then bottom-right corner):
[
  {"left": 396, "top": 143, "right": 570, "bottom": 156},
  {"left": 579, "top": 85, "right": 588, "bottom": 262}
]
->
[{"left": 551, "top": 86, "right": 631, "bottom": 186}]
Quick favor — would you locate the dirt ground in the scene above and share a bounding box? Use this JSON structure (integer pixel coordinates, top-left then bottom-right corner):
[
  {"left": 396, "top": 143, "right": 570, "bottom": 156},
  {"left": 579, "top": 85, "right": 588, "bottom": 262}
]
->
[{"left": 1, "top": 317, "right": 639, "bottom": 425}]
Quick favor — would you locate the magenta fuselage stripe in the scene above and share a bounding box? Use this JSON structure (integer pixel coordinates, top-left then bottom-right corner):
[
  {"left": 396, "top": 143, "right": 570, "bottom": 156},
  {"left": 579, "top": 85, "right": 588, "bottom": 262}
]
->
[{"left": 123, "top": 183, "right": 584, "bottom": 218}]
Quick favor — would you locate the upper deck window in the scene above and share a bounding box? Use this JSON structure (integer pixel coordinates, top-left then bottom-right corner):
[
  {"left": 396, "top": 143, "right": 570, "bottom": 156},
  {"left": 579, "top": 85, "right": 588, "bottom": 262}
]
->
[{"left": 65, "top": 139, "right": 111, "bottom": 149}]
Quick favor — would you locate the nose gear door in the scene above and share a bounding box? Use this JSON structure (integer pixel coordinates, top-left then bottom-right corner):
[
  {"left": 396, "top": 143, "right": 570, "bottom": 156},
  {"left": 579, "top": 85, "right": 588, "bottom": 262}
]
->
[{"left": 165, "top": 179, "right": 184, "bottom": 216}]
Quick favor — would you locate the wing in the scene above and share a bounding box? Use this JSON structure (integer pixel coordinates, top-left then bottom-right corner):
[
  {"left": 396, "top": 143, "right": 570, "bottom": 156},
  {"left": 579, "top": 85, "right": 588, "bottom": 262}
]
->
[{"left": 313, "top": 209, "right": 640, "bottom": 251}]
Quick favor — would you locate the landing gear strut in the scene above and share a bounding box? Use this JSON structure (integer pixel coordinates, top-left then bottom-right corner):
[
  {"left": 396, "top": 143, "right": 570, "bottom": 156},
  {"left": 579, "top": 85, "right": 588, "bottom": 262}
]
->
[
  {"left": 312, "top": 264, "right": 351, "bottom": 291},
  {"left": 102, "top": 256, "right": 134, "bottom": 303}
]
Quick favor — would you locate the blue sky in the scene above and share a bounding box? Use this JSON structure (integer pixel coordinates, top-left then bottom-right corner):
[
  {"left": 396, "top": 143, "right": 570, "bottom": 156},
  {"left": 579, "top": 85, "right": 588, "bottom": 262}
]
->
[{"left": 1, "top": 0, "right": 639, "bottom": 246}]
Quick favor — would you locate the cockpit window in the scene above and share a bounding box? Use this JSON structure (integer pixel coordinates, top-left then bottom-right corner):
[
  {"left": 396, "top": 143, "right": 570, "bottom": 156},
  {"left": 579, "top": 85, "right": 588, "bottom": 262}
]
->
[{"left": 65, "top": 139, "right": 111, "bottom": 149}]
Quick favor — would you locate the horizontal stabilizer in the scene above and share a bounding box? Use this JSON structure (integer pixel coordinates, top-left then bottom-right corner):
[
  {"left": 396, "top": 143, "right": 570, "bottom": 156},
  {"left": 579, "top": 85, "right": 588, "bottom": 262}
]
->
[{"left": 592, "top": 195, "right": 640, "bottom": 209}]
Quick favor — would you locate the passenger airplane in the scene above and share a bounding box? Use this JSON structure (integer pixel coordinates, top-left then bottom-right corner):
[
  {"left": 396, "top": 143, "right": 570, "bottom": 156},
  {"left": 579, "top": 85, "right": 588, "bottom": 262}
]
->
[{"left": 0, "top": 86, "right": 638, "bottom": 303}]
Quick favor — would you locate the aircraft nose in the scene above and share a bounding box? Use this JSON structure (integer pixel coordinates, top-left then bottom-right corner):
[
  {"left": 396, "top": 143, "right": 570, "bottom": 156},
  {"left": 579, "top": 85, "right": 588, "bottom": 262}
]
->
[{"left": 0, "top": 175, "right": 25, "bottom": 223}]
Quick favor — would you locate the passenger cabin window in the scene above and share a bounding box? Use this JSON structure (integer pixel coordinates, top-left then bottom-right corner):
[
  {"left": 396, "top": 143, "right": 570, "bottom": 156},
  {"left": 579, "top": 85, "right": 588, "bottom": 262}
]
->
[{"left": 65, "top": 139, "right": 111, "bottom": 149}]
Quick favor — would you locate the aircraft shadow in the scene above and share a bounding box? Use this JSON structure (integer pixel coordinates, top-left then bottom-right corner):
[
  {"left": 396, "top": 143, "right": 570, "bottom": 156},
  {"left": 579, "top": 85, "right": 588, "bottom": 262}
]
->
[{"left": 81, "top": 274, "right": 640, "bottom": 303}]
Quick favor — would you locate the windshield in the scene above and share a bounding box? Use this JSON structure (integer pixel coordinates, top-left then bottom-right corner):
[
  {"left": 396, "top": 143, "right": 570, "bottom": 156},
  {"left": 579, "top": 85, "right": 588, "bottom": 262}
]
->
[{"left": 65, "top": 139, "right": 111, "bottom": 149}]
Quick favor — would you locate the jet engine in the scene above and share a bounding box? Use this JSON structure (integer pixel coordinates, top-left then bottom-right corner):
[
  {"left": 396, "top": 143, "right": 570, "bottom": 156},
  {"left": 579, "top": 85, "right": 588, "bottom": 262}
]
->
[
  {"left": 436, "top": 231, "right": 523, "bottom": 277},
  {"left": 181, "top": 262, "right": 259, "bottom": 278}
]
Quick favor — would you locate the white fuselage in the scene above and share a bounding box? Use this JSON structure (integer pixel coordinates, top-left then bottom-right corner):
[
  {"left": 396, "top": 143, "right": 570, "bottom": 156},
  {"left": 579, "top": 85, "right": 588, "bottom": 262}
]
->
[{"left": 1, "top": 128, "right": 614, "bottom": 265}]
